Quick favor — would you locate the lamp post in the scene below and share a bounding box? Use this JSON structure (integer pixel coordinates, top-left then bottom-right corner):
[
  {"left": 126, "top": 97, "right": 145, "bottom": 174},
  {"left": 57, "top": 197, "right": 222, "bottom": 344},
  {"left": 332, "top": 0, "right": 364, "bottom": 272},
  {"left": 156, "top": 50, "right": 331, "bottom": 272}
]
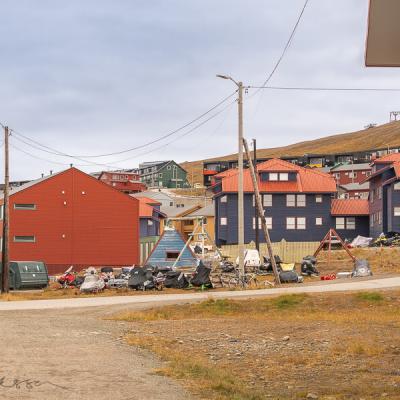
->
[{"left": 216, "top": 74, "right": 245, "bottom": 280}]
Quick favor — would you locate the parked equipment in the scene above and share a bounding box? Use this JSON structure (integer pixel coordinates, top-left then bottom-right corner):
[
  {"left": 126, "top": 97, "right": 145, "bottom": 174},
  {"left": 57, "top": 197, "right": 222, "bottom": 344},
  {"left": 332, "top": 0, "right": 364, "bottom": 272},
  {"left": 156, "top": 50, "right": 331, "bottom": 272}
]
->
[
  {"left": 352, "top": 259, "right": 372, "bottom": 277},
  {"left": 128, "top": 266, "right": 157, "bottom": 291},
  {"left": 80, "top": 268, "right": 105, "bottom": 293},
  {"left": 190, "top": 261, "right": 212, "bottom": 288},
  {"left": 57, "top": 266, "right": 84, "bottom": 289},
  {"left": 0, "top": 261, "right": 49, "bottom": 290},
  {"left": 301, "top": 256, "right": 319, "bottom": 277},
  {"left": 164, "top": 271, "right": 189, "bottom": 289},
  {"left": 279, "top": 270, "right": 302, "bottom": 283},
  {"left": 261, "top": 255, "right": 282, "bottom": 273},
  {"left": 236, "top": 249, "right": 261, "bottom": 268}
]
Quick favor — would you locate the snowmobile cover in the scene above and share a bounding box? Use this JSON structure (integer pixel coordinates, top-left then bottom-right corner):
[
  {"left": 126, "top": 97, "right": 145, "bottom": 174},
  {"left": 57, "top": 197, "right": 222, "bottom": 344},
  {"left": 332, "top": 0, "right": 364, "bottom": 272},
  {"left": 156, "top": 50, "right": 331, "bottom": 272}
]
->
[
  {"left": 352, "top": 259, "right": 372, "bottom": 277},
  {"left": 190, "top": 261, "right": 212, "bottom": 287},
  {"left": 164, "top": 271, "right": 189, "bottom": 289},
  {"left": 80, "top": 274, "right": 105, "bottom": 292},
  {"left": 128, "top": 266, "right": 154, "bottom": 290},
  {"left": 279, "top": 270, "right": 300, "bottom": 283},
  {"left": 350, "top": 236, "right": 373, "bottom": 248},
  {"left": 301, "top": 255, "right": 319, "bottom": 276},
  {"left": 101, "top": 266, "right": 114, "bottom": 273}
]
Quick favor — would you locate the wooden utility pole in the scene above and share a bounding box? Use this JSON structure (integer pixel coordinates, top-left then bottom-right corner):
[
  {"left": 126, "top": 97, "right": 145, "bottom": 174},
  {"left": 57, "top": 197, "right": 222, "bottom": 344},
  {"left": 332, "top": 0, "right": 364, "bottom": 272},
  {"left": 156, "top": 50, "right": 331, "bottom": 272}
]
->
[
  {"left": 1, "top": 126, "right": 10, "bottom": 293},
  {"left": 243, "top": 138, "right": 281, "bottom": 285},
  {"left": 253, "top": 139, "right": 259, "bottom": 252}
]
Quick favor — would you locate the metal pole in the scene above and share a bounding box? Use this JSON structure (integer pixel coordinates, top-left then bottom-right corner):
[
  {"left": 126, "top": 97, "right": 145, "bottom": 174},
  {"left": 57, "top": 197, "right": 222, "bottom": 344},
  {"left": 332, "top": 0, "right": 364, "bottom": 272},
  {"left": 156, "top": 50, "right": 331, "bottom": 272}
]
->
[
  {"left": 237, "top": 82, "right": 245, "bottom": 280},
  {"left": 253, "top": 139, "right": 259, "bottom": 252},
  {"left": 1, "top": 126, "right": 10, "bottom": 293}
]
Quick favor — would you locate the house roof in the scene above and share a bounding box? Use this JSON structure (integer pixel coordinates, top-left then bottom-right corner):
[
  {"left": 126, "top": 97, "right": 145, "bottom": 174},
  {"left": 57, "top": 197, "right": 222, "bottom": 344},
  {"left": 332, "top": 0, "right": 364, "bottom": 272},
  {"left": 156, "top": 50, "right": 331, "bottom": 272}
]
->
[
  {"left": 330, "top": 163, "right": 371, "bottom": 172},
  {"left": 220, "top": 158, "right": 337, "bottom": 193},
  {"left": 339, "top": 182, "right": 370, "bottom": 191},
  {"left": 160, "top": 204, "right": 202, "bottom": 218},
  {"left": 331, "top": 199, "right": 369, "bottom": 216},
  {"left": 186, "top": 203, "right": 215, "bottom": 217},
  {"left": 372, "top": 153, "right": 400, "bottom": 164},
  {"left": 214, "top": 168, "right": 238, "bottom": 179},
  {"left": 136, "top": 196, "right": 162, "bottom": 206},
  {"left": 137, "top": 197, "right": 166, "bottom": 218}
]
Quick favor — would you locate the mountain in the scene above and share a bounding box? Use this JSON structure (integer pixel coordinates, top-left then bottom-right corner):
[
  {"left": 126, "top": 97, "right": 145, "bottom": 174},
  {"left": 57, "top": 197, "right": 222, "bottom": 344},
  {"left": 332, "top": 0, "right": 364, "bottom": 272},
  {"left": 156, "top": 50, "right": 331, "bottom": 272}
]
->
[{"left": 181, "top": 121, "right": 400, "bottom": 185}]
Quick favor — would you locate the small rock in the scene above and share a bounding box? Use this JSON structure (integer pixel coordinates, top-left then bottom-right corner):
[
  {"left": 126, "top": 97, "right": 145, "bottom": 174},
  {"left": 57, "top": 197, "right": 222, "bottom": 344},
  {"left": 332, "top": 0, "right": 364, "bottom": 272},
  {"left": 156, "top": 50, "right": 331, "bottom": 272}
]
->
[
  {"left": 282, "top": 336, "right": 290, "bottom": 342},
  {"left": 178, "top": 340, "right": 184, "bottom": 344},
  {"left": 306, "top": 393, "right": 318, "bottom": 400},
  {"left": 381, "top": 394, "right": 388, "bottom": 398}
]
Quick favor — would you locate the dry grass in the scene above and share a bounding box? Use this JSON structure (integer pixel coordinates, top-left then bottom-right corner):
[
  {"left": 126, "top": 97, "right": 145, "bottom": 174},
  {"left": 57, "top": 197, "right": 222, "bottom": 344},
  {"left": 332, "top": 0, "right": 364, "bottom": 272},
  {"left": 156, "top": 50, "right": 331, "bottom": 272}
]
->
[{"left": 116, "top": 290, "right": 400, "bottom": 399}]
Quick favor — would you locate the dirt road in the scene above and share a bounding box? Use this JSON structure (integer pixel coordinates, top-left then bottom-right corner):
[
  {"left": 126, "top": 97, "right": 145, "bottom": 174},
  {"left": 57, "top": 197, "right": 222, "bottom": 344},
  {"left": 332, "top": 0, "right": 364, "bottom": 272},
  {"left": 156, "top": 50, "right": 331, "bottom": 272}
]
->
[
  {"left": 1, "top": 276, "right": 399, "bottom": 311},
  {"left": 0, "top": 307, "right": 192, "bottom": 400}
]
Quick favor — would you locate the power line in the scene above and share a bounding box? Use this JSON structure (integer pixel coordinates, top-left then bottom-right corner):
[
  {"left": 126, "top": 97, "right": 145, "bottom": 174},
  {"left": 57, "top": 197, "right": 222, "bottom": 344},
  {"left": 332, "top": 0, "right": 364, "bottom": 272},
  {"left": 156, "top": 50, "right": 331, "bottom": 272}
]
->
[
  {"left": 248, "top": 86, "right": 400, "bottom": 91},
  {"left": 9, "top": 90, "right": 237, "bottom": 159},
  {"left": 251, "top": 0, "right": 309, "bottom": 98}
]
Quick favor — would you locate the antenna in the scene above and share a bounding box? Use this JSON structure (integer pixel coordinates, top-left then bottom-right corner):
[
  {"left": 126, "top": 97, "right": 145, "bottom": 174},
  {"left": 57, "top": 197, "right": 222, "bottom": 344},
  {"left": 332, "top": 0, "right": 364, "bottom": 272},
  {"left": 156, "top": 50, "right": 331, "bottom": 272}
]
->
[{"left": 390, "top": 111, "right": 400, "bottom": 121}]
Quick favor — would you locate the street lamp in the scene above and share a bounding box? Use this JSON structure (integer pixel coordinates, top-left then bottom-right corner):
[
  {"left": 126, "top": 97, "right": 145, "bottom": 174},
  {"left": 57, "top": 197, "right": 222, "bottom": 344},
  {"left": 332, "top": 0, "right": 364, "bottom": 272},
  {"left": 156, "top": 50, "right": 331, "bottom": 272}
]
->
[{"left": 216, "top": 74, "right": 245, "bottom": 280}]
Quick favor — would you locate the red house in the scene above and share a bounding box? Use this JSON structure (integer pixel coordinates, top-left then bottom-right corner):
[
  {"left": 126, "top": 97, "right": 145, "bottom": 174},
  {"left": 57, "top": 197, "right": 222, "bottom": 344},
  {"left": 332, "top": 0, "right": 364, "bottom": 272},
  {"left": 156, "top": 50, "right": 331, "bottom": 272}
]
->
[
  {"left": 330, "top": 163, "right": 372, "bottom": 185},
  {"left": 0, "top": 168, "right": 140, "bottom": 274},
  {"left": 98, "top": 170, "right": 146, "bottom": 194}
]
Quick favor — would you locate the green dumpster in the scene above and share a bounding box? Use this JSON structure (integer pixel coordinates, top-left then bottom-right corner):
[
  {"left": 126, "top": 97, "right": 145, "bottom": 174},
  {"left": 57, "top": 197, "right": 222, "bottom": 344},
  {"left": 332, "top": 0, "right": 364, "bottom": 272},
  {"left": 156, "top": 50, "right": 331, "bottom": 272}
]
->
[{"left": 0, "top": 261, "right": 49, "bottom": 290}]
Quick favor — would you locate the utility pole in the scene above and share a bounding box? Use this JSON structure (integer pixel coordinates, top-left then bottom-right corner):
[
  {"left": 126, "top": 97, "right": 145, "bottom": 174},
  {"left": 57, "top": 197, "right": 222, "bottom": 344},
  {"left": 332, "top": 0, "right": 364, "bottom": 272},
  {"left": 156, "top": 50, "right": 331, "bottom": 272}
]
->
[
  {"left": 253, "top": 139, "right": 259, "bottom": 252},
  {"left": 1, "top": 126, "right": 10, "bottom": 293},
  {"left": 243, "top": 138, "right": 281, "bottom": 285},
  {"left": 216, "top": 74, "right": 245, "bottom": 280}
]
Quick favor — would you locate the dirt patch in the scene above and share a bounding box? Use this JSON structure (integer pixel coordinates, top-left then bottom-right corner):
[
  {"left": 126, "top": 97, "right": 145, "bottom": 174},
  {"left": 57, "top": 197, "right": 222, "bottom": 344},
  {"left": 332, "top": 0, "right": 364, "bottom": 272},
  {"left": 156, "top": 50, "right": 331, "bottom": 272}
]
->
[{"left": 116, "top": 291, "right": 400, "bottom": 399}]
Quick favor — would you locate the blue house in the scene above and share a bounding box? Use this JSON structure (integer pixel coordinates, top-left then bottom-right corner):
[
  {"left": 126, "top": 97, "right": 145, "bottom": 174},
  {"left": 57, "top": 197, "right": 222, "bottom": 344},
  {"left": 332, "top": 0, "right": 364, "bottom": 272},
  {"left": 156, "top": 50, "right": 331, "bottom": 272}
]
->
[
  {"left": 136, "top": 197, "right": 166, "bottom": 238},
  {"left": 213, "top": 159, "right": 369, "bottom": 245},
  {"left": 366, "top": 153, "right": 400, "bottom": 237}
]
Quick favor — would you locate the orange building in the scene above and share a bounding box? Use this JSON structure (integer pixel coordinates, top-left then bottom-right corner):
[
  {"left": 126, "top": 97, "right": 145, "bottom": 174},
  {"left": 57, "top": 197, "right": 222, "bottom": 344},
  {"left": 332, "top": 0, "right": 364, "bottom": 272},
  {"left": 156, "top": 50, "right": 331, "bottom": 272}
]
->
[{"left": 0, "top": 168, "right": 140, "bottom": 274}]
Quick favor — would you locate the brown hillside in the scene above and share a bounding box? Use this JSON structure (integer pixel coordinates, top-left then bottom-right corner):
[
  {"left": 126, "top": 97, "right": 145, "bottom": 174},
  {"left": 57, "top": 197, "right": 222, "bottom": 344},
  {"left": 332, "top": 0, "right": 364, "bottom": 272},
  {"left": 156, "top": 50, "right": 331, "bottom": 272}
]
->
[{"left": 181, "top": 121, "right": 400, "bottom": 185}]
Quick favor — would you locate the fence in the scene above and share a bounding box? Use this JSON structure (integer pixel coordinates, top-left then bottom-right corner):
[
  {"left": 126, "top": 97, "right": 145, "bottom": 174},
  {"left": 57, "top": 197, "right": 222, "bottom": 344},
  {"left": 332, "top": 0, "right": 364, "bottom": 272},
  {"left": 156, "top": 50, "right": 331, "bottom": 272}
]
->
[
  {"left": 221, "top": 240, "right": 320, "bottom": 263},
  {"left": 140, "top": 236, "right": 159, "bottom": 264}
]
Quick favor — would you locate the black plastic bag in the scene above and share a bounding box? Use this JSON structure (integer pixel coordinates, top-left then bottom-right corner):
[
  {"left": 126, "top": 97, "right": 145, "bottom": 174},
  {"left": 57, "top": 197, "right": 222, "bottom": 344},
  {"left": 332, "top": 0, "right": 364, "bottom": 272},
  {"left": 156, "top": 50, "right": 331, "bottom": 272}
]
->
[
  {"left": 164, "top": 271, "right": 189, "bottom": 289},
  {"left": 191, "top": 261, "right": 212, "bottom": 287}
]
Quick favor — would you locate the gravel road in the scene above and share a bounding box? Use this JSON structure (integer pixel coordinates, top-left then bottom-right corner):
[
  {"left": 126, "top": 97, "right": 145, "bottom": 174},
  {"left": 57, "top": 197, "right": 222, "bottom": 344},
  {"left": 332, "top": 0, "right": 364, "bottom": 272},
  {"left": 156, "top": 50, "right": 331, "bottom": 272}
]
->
[{"left": 0, "top": 306, "right": 193, "bottom": 400}]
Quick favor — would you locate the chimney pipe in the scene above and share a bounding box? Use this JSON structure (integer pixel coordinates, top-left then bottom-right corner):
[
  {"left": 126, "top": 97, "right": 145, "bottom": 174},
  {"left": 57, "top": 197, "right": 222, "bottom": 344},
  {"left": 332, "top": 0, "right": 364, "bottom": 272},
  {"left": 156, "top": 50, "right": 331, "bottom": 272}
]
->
[{"left": 50, "top": 170, "right": 53, "bottom": 175}]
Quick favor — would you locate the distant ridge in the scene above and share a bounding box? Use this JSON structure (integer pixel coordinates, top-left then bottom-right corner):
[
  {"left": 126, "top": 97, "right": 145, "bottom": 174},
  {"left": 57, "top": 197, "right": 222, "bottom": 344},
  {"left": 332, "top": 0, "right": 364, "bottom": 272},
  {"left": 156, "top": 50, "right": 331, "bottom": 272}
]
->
[{"left": 181, "top": 121, "right": 400, "bottom": 185}]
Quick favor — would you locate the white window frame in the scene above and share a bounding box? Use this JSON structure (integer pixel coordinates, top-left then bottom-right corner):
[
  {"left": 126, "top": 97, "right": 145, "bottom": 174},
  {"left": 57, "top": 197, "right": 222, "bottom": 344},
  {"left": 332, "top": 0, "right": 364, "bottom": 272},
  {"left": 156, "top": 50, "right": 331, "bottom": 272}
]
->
[
  {"left": 279, "top": 173, "right": 288, "bottom": 181},
  {"left": 346, "top": 217, "right": 356, "bottom": 230},
  {"left": 14, "top": 204, "right": 36, "bottom": 210},
  {"left": 263, "top": 194, "right": 272, "bottom": 207},
  {"left": 14, "top": 235, "right": 35, "bottom": 243},
  {"left": 297, "top": 194, "right": 306, "bottom": 207},
  {"left": 315, "top": 195, "right": 322, "bottom": 203},
  {"left": 265, "top": 217, "right": 272, "bottom": 230},
  {"left": 286, "top": 217, "right": 296, "bottom": 230},
  {"left": 220, "top": 217, "right": 227, "bottom": 226},
  {"left": 220, "top": 195, "right": 227, "bottom": 203},
  {"left": 336, "top": 217, "right": 345, "bottom": 230},
  {"left": 286, "top": 194, "right": 296, "bottom": 207},
  {"left": 0, "top": 204, "right": 3, "bottom": 220},
  {"left": 269, "top": 173, "right": 278, "bottom": 181},
  {"left": 315, "top": 217, "right": 323, "bottom": 226},
  {"left": 394, "top": 207, "right": 400, "bottom": 217},
  {"left": 147, "top": 220, "right": 153, "bottom": 226},
  {"left": 297, "top": 217, "right": 306, "bottom": 230},
  {"left": 348, "top": 172, "right": 358, "bottom": 179},
  {"left": 394, "top": 182, "right": 400, "bottom": 190}
]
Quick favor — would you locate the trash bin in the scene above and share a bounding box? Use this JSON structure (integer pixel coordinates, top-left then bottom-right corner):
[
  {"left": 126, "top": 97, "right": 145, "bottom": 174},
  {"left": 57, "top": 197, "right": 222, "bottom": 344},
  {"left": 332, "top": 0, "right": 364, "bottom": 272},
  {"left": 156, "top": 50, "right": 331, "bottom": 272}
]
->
[{"left": 0, "top": 261, "right": 49, "bottom": 290}]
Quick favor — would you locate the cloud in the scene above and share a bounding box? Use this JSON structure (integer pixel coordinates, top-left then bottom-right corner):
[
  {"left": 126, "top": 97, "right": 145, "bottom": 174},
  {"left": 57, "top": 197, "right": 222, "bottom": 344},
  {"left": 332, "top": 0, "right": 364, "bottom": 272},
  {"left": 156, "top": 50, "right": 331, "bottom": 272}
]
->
[{"left": 0, "top": 0, "right": 399, "bottom": 180}]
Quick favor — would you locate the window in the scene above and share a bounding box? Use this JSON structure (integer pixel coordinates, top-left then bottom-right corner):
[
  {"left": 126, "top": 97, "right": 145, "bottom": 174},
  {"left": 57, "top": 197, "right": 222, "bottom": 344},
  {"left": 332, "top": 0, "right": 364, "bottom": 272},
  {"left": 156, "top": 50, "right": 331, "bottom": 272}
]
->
[
  {"left": 366, "top": 171, "right": 371, "bottom": 177},
  {"left": 297, "top": 217, "right": 306, "bottom": 230},
  {"left": 315, "top": 217, "right": 322, "bottom": 226},
  {"left": 159, "top": 173, "right": 163, "bottom": 178},
  {"left": 297, "top": 194, "right": 306, "bottom": 207},
  {"left": 279, "top": 173, "right": 288, "bottom": 181},
  {"left": 220, "top": 217, "right": 227, "bottom": 225},
  {"left": 336, "top": 218, "right": 345, "bottom": 230},
  {"left": 183, "top": 220, "right": 193, "bottom": 226},
  {"left": 370, "top": 190, "right": 374, "bottom": 203},
  {"left": 14, "top": 235, "right": 35, "bottom": 243},
  {"left": 220, "top": 195, "right": 227, "bottom": 203},
  {"left": 269, "top": 173, "right": 278, "bottom": 181},
  {"left": 14, "top": 204, "right": 36, "bottom": 210},
  {"left": 348, "top": 172, "right": 358, "bottom": 179},
  {"left": 147, "top": 220, "right": 154, "bottom": 226},
  {"left": 286, "top": 194, "right": 296, "bottom": 207},
  {"left": 0, "top": 204, "right": 3, "bottom": 220},
  {"left": 315, "top": 195, "right": 322, "bottom": 203},
  {"left": 395, "top": 182, "right": 400, "bottom": 190},
  {"left": 378, "top": 187, "right": 382, "bottom": 199},
  {"left": 252, "top": 217, "right": 260, "bottom": 230},
  {"left": 252, "top": 195, "right": 255, "bottom": 207},
  {"left": 263, "top": 194, "right": 272, "bottom": 207},
  {"left": 167, "top": 165, "right": 171, "bottom": 170},
  {"left": 394, "top": 207, "right": 400, "bottom": 217},
  {"left": 286, "top": 217, "right": 296, "bottom": 230},
  {"left": 166, "top": 251, "right": 180, "bottom": 261},
  {"left": 265, "top": 217, "right": 272, "bottom": 230},
  {"left": 346, "top": 217, "right": 356, "bottom": 230}
]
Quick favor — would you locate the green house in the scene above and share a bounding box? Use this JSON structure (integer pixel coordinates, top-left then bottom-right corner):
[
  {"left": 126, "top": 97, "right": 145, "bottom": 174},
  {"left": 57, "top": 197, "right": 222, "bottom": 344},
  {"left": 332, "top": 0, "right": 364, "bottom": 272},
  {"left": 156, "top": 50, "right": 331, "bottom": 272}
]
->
[{"left": 139, "top": 160, "right": 190, "bottom": 189}]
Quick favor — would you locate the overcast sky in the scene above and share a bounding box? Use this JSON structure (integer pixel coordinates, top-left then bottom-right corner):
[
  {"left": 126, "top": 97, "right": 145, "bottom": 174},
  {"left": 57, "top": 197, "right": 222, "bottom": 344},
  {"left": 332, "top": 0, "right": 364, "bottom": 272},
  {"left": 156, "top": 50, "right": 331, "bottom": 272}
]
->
[{"left": 1, "top": 0, "right": 400, "bottom": 181}]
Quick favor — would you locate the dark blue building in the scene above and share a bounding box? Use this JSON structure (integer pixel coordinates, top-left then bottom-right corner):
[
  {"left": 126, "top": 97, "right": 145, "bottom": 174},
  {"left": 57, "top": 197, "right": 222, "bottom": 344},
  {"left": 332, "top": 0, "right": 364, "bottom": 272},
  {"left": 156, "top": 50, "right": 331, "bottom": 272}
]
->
[{"left": 213, "top": 159, "right": 370, "bottom": 245}]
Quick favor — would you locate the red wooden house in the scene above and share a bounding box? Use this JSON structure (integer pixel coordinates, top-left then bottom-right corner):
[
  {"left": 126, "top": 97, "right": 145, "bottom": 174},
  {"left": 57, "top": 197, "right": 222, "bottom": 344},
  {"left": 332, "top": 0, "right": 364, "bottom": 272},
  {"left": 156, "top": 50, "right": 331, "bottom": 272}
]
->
[
  {"left": 98, "top": 170, "right": 146, "bottom": 194},
  {"left": 0, "top": 168, "right": 140, "bottom": 274}
]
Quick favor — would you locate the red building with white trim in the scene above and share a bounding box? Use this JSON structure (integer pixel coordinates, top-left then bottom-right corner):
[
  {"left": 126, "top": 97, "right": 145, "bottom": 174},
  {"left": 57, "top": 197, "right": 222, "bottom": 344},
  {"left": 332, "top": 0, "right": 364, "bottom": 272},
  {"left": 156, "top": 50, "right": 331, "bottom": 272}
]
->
[
  {"left": 98, "top": 171, "right": 146, "bottom": 194},
  {"left": 0, "top": 168, "right": 140, "bottom": 274}
]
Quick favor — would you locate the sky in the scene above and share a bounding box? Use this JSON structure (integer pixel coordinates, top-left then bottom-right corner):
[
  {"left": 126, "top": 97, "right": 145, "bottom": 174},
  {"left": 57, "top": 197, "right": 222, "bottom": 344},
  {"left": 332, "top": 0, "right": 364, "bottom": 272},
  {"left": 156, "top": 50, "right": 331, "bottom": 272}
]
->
[{"left": 1, "top": 0, "right": 400, "bottom": 181}]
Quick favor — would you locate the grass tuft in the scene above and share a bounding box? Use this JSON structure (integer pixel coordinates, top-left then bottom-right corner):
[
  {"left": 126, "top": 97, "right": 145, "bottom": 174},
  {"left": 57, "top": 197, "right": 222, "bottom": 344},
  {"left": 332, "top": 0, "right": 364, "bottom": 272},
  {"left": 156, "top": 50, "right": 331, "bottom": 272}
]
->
[
  {"left": 272, "top": 294, "right": 307, "bottom": 310},
  {"left": 355, "top": 292, "right": 384, "bottom": 302}
]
